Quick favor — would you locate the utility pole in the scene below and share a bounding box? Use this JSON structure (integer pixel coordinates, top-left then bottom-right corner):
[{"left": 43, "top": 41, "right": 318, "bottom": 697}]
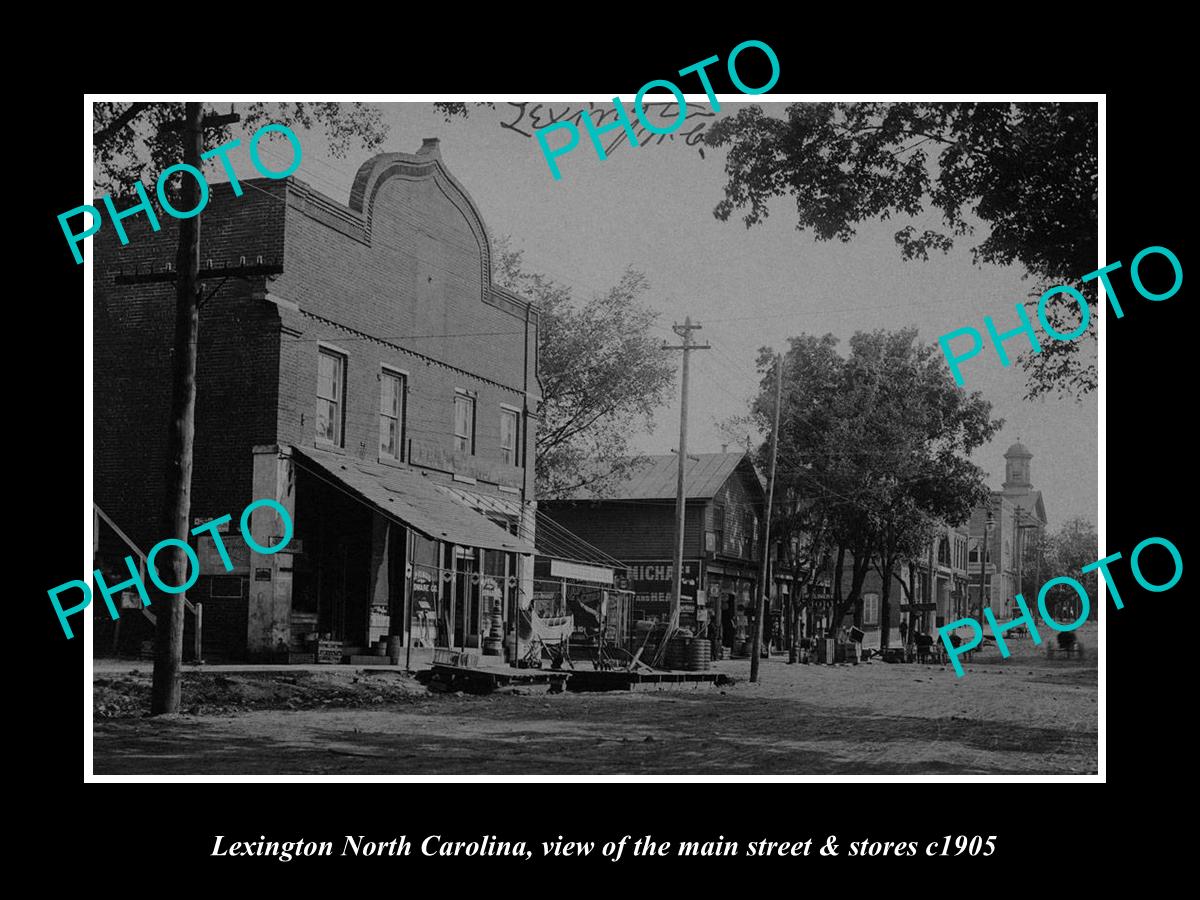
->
[
  {"left": 926, "top": 537, "right": 936, "bottom": 637},
  {"left": 976, "top": 507, "right": 993, "bottom": 623},
  {"left": 1015, "top": 508, "right": 1025, "bottom": 617},
  {"left": 149, "top": 103, "right": 241, "bottom": 715},
  {"left": 750, "top": 353, "right": 783, "bottom": 683},
  {"left": 661, "top": 318, "right": 710, "bottom": 641}
]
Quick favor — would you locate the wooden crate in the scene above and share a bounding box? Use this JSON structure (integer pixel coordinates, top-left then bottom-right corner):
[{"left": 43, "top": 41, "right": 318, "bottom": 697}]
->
[
  {"left": 313, "top": 640, "right": 344, "bottom": 664},
  {"left": 432, "top": 648, "right": 477, "bottom": 668}
]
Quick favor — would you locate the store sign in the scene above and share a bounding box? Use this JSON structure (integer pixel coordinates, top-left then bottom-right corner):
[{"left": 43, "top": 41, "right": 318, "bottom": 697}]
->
[
  {"left": 409, "top": 440, "right": 523, "bottom": 488},
  {"left": 627, "top": 560, "right": 701, "bottom": 619},
  {"left": 550, "top": 559, "right": 614, "bottom": 585}
]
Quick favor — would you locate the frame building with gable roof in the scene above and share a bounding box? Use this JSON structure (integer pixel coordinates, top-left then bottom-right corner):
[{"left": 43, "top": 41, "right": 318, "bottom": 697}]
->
[{"left": 542, "top": 452, "right": 790, "bottom": 651}]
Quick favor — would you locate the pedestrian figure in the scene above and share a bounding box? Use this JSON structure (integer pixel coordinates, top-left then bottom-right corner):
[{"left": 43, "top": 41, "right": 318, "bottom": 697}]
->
[
  {"left": 722, "top": 599, "right": 735, "bottom": 649},
  {"left": 899, "top": 619, "right": 909, "bottom": 646},
  {"left": 914, "top": 631, "right": 934, "bottom": 664}
]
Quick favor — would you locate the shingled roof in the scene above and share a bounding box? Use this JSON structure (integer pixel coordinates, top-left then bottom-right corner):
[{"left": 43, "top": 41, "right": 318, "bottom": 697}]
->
[{"left": 558, "top": 452, "right": 758, "bottom": 502}]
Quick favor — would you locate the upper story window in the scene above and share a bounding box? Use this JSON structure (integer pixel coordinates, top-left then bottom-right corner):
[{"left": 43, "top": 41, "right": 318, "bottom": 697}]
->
[
  {"left": 863, "top": 593, "right": 879, "bottom": 626},
  {"left": 454, "top": 391, "right": 476, "bottom": 454},
  {"left": 713, "top": 504, "right": 726, "bottom": 553},
  {"left": 379, "top": 369, "right": 407, "bottom": 461},
  {"left": 500, "top": 407, "right": 520, "bottom": 466},
  {"left": 316, "top": 348, "right": 346, "bottom": 447}
]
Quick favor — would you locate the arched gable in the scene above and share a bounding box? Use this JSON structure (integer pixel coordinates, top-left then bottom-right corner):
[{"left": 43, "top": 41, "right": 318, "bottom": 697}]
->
[{"left": 348, "top": 140, "right": 493, "bottom": 308}]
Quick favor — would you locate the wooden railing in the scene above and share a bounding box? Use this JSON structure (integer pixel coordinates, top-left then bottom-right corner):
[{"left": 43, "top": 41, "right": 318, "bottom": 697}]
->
[{"left": 93, "top": 504, "right": 202, "bottom": 661}]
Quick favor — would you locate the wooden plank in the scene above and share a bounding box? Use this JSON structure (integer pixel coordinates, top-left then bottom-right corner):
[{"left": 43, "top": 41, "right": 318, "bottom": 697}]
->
[{"left": 193, "top": 602, "right": 202, "bottom": 662}]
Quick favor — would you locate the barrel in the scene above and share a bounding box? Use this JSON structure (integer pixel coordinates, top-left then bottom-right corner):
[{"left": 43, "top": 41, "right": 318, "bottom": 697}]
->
[
  {"left": 686, "top": 638, "right": 711, "bottom": 671},
  {"left": 387, "top": 635, "right": 403, "bottom": 664},
  {"left": 664, "top": 635, "right": 691, "bottom": 670}
]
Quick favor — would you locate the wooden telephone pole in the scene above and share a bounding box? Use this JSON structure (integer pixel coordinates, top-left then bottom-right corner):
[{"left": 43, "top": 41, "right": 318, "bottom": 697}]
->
[
  {"left": 661, "top": 318, "right": 710, "bottom": 639},
  {"left": 145, "top": 103, "right": 241, "bottom": 714},
  {"left": 750, "top": 353, "right": 783, "bottom": 683}
]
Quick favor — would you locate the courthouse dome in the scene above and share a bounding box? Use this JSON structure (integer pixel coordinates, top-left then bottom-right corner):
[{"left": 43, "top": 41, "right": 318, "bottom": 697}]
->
[{"left": 1004, "top": 441, "right": 1032, "bottom": 459}]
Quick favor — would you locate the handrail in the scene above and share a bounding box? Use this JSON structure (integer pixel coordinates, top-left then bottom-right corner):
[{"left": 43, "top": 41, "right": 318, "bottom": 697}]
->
[{"left": 93, "top": 504, "right": 196, "bottom": 614}]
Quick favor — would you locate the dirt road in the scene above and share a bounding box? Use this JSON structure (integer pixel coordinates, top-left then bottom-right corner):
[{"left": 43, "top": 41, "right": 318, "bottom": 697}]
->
[{"left": 93, "top": 628, "right": 1097, "bottom": 775}]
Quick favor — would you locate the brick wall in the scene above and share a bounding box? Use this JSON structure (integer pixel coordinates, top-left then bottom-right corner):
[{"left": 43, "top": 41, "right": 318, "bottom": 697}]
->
[
  {"left": 93, "top": 182, "right": 285, "bottom": 658},
  {"left": 274, "top": 162, "right": 536, "bottom": 507},
  {"left": 93, "top": 152, "right": 541, "bottom": 659}
]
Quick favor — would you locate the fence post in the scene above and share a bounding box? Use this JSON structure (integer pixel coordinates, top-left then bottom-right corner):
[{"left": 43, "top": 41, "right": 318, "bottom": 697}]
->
[{"left": 193, "top": 602, "right": 202, "bottom": 663}]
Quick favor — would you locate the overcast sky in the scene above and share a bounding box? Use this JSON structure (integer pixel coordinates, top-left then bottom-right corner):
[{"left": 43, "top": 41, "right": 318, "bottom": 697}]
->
[{"left": 206, "top": 100, "right": 1098, "bottom": 529}]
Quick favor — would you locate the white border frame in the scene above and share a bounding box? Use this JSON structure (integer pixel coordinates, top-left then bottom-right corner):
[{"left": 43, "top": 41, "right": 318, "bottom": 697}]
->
[{"left": 83, "top": 92, "right": 1106, "bottom": 784}]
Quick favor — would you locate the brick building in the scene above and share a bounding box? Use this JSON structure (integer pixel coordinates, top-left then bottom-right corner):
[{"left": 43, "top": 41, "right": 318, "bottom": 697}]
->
[
  {"left": 541, "top": 452, "right": 780, "bottom": 648},
  {"left": 93, "top": 139, "right": 543, "bottom": 662},
  {"left": 814, "top": 523, "right": 970, "bottom": 646}
]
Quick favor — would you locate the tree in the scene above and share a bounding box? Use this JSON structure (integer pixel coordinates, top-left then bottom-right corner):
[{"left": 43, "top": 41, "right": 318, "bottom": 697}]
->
[
  {"left": 705, "top": 102, "right": 1098, "bottom": 400},
  {"left": 94, "top": 102, "right": 389, "bottom": 714},
  {"left": 492, "top": 242, "right": 677, "bottom": 498},
  {"left": 93, "top": 102, "right": 389, "bottom": 197},
  {"left": 871, "top": 491, "right": 936, "bottom": 649},
  {"left": 770, "top": 488, "right": 832, "bottom": 662},
  {"left": 748, "top": 329, "right": 1001, "bottom": 639},
  {"left": 1040, "top": 517, "right": 1099, "bottom": 622}
]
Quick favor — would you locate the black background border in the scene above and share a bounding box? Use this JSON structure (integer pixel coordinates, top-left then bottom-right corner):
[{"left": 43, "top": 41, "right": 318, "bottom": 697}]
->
[{"left": 23, "top": 28, "right": 1185, "bottom": 881}]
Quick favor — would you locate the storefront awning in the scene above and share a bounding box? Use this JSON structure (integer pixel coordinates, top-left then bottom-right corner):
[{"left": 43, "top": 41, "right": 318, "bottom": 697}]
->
[{"left": 291, "top": 446, "right": 535, "bottom": 555}]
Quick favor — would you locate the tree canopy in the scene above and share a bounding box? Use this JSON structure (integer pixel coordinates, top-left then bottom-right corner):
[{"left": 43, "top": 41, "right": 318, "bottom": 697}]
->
[
  {"left": 1023, "top": 516, "right": 1098, "bottom": 617},
  {"left": 749, "top": 327, "right": 1002, "bottom": 635},
  {"left": 93, "top": 102, "right": 390, "bottom": 198},
  {"left": 493, "top": 243, "right": 676, "bottom": 499},
  {"left": 705, "top": 102, "right": 1098, "bottom": 400}
]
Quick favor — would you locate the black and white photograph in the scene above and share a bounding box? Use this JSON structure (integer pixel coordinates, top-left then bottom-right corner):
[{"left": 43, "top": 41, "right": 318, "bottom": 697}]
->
[{"left": 80, "top": 95, "right": 1109, "bottom": 778}]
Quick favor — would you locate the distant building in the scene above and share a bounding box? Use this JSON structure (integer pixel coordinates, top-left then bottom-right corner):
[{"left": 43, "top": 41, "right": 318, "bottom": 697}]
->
[
  {"left": 542, "top": 453, "right": 786, "bottom": 648},
  {"left": 834, "top": 441, "right": 1049, "bottom": 641},
  {"left": 967, "top": 441, "right": 1049, "bottom": 620},
  {"left": 908, "top": 524, "right": 971, "bottom": 632}
]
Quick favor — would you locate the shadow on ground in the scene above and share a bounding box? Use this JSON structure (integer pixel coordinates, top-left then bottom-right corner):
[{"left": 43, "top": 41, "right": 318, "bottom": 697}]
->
[{"left": 94, "top": 689, "right": 1096, "bottom": 776}]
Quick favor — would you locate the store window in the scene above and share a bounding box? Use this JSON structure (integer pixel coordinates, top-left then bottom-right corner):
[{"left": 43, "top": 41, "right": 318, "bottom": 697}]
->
[
  {"left": 379, "top": 369, "right": 406, "bottom": 461},
  {"left": 316, "top": 348, "right": 346, "bottom": 446},
  {"left": 410, "top": 533, "right": 441, "bottom": 648},
  {"left": 863, "top": 592, "right": 879, "bottom": 626}
]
